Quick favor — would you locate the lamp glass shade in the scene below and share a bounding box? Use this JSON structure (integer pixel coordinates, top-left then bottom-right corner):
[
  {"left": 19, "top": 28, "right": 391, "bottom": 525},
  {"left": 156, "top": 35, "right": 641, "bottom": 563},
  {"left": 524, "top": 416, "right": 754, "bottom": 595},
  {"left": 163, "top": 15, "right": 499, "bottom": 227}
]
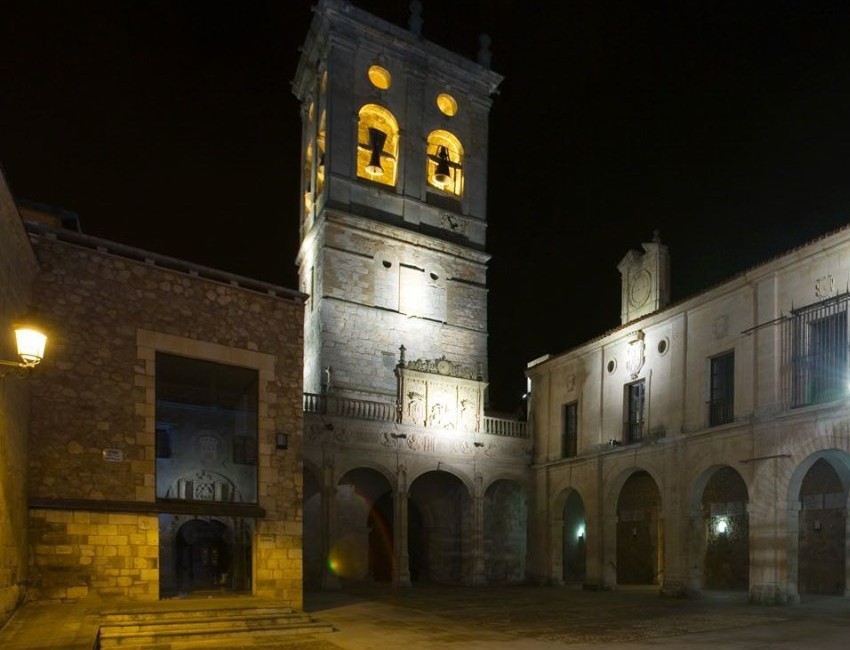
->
[{"left": 15, "top": 326, "right": 46, "bottom": 365}]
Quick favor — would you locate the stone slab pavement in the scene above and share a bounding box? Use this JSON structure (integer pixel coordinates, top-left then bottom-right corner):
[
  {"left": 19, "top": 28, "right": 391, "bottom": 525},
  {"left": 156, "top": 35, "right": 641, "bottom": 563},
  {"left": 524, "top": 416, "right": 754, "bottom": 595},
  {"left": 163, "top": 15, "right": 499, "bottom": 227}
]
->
[
  {"left": 2, "top": 584, "right": 849, "bottom": 650},
  {"left": 304, "top": 584, "right": 850, "bottom": 650}
]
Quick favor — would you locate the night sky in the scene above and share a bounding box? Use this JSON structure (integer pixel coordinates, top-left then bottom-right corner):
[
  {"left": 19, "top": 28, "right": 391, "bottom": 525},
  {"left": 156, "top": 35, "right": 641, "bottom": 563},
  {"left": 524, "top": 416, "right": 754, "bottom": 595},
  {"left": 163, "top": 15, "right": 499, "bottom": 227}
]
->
[{"left": 3, "top": 1, "right": 850, "bottom": 411}]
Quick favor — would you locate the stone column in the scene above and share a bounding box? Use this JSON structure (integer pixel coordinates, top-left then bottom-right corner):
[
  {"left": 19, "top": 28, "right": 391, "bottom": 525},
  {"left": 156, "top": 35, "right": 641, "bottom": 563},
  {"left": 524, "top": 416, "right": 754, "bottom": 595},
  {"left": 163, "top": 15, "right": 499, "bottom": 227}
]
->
[
  {"left": 321, "top": 460, "right": 340, "bottom": 589},
  {"left": 393, "top": 464, "right": 411, "bottom": 587},
  {"left": 602, "top": 513, "right": 618, "bottom": 589},
  {"left": 686, "top": 514, "right": 705, "bottom": 595},
  {"left": 469, "top": 473, "right": 486, "bottom": 585}
]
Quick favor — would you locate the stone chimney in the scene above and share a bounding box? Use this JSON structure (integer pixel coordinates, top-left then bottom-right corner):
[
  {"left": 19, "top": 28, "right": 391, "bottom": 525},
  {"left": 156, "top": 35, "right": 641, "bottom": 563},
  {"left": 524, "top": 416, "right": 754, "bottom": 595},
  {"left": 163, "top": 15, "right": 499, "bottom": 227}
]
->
[{"left": 617, "top": 231, "right": 670, "bottom": 325}]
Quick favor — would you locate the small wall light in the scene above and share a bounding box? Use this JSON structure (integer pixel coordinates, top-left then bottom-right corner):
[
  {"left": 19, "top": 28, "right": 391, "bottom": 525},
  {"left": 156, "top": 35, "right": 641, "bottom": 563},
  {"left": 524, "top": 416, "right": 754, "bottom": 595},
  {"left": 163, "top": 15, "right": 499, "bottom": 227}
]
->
[
  {"left": 275, "top": 433, "right": 289, "bottom": 450},
  {"left": 1, "top": 313, "right": 47, "bottom": 376},
  {"left": 714, "top": 517, "right": 729, "bottom": 535}
]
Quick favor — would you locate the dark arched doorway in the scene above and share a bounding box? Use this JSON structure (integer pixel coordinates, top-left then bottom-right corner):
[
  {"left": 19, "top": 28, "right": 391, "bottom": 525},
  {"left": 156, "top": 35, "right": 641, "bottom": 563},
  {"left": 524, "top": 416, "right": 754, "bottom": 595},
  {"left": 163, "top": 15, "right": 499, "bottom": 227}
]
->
[
  {"left": 798, "top": 458, "right": 847, "bottom": 595},
  {"left": 409, "top": 470, "right": 470, "bottom": 584},
  {"left": 616, "top": 470, "right": 662, "bottom": 585},
  {"left": 332, "top": 467, "right": 392, "bottom": 581},
  {"left": 484, "top": 479, "right": 528, "bottom": 583},
  {"left": 173, "top": 518, "right": 251, "bottom": 594},
  {"left": 563, "top": 490, "right": 587, "bottom": 584},
  {"left": 701, "top": 466, "right": 749, "bottom": 590}
]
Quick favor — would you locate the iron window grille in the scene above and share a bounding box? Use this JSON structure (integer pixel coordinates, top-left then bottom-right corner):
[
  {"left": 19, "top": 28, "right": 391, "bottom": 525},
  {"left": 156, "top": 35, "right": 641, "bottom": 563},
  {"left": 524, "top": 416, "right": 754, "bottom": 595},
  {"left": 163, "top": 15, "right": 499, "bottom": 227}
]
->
[
  {"left": 708, "top": 351, "right": 735, "bottom": 426},
  {"left": 785, "top": 293, "right": 850, "bottom": 408},
  {"left": 624, "top": 380, "right": 645, "bottom": 443}
]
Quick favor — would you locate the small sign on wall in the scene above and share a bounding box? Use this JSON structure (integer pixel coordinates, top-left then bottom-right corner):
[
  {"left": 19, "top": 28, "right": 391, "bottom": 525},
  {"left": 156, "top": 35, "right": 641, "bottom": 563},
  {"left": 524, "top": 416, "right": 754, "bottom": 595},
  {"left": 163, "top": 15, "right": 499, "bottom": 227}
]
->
[{"left": 102, "top": 448, "right": 123, "bottom": 463}]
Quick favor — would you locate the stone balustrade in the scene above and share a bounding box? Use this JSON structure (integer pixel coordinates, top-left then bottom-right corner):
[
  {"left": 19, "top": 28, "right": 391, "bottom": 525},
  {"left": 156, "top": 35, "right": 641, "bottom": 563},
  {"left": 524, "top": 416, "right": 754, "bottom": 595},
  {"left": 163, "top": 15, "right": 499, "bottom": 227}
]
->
[{"left": 303, "top": 393, "right": 527, "bottom": 437}]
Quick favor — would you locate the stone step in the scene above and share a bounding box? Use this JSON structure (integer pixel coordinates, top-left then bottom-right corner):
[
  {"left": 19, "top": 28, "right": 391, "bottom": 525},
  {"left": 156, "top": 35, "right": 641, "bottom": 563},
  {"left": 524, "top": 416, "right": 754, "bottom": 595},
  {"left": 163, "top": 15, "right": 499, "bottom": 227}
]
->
[
  {"left": 97, "top": 609, "right": 335, "bottom": 649},
  {"left": 101, "top": 605, "right": 296, "bottom": 623}
]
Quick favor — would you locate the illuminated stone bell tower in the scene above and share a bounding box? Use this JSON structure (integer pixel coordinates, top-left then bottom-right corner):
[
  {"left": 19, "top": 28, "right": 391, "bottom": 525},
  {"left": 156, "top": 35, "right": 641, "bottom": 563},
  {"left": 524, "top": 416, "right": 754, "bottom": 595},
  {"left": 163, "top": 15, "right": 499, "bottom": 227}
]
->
[{"left": 293, "top": 0, "right": 502, "bottom": 403}]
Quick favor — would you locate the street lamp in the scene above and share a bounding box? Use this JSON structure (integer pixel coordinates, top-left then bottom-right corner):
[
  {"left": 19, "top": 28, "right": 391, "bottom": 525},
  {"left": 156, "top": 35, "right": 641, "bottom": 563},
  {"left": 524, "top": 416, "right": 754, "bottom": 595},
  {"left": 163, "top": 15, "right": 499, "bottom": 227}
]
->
[{"left": 1, "top": 313, "right": 47, "bottom": 375}]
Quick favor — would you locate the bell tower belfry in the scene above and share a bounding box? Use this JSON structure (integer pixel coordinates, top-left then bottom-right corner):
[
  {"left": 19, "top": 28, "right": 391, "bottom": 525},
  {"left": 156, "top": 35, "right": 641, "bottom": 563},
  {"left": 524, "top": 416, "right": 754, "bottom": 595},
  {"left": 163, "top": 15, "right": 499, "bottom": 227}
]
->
[{"left": 293, "top": 0, "right": 502, "bottom": 401}]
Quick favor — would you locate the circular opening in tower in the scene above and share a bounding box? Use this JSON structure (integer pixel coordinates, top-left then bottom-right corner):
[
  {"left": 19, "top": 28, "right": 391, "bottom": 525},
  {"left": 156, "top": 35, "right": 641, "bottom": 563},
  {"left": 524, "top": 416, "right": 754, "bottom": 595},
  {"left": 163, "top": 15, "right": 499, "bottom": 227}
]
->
[
  {"left": 368, "top": 65, "right": 391, "bottom": 89},
  {"left": 436, "top": 93, "right": 458, "bottom": 116}
]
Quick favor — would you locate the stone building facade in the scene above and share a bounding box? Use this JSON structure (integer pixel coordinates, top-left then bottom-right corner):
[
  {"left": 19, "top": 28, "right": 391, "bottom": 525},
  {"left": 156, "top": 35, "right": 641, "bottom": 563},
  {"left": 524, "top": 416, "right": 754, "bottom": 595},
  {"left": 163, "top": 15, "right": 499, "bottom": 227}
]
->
[
  {"left": 0, "top": 173, "right": 40, "bottom": 624},
  {"left": 0, "top": 186, "right": 306, "bottom": 625},
  {"left": 293, "top": 0, "right": 531, "bottom": 588},
  {"left": 527, "top": 231, "right": 850, "bottom": 604}
]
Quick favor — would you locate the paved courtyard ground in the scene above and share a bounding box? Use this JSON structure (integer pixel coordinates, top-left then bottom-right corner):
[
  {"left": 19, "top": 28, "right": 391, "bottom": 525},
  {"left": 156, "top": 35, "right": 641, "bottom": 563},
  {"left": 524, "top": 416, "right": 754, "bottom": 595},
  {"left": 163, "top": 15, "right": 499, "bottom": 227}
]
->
[
  {"left": 303, "top": 584, "right": 850, "bottom": 650},
  {"left": 2, "top": 583, "right": 848, "bottom": 649}
]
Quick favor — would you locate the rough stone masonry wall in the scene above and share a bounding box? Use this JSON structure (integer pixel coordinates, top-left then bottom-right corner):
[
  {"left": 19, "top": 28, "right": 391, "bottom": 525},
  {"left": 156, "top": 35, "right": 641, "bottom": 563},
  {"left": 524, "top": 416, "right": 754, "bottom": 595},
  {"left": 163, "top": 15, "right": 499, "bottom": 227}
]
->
[
  {"left": 26, "top": 235, "right": 304, "bottom": 604},
  {"left": 28, "top": 510, "right": 158, "bottom": 600},
  {"left": 0, "top": 183, "right": 39, "bottom": 624}
]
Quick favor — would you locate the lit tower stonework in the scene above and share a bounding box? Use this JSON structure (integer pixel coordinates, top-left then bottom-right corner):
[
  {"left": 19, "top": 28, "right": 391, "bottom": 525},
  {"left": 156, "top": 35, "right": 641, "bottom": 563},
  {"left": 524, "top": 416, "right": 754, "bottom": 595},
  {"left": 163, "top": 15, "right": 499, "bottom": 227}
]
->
[
  {"left": 294, "top": 1, "right": 530, "bottom": 590},
  {"left": 293, "top": 0, "right": 500, "bottom": 401}
]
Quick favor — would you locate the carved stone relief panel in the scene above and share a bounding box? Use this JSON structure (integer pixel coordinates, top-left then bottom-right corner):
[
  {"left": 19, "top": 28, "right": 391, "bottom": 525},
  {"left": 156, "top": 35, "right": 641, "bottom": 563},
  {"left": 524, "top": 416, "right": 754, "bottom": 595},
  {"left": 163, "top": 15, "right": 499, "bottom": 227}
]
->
[
  {"left": 815, "top": 274, "right": 835, "bottom": 299},
  {"left": 397, "top": 359, "right": 486, "bottom": 433},
  {"left": 713, "top": 315, "right": 729, "bottom": 340},
  {"left": 402, "top": 378, "right": 428, "bottom": 426},
  {"left": 625, "top": 331, "right": 646, "bottom": 379},
  {"left": 458, "top": 386, "right": 480, "bottom": 432},
  {"left": 427, "top": 381, "right": 457, "bottom": 430}
]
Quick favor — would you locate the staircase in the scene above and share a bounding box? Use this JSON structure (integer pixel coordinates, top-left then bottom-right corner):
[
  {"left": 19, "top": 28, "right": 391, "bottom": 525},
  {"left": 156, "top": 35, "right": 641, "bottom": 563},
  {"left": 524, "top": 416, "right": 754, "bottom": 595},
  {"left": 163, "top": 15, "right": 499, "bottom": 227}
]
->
[{"left": 96, "top": 600, "right": 335, "bottom": 649}]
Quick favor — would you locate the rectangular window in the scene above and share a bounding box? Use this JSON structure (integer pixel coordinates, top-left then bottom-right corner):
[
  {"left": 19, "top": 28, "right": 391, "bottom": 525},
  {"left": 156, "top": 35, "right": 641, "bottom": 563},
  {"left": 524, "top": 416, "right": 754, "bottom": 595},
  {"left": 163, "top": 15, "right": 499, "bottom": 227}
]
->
[
  {"left": 562, "top": 402, "right": 578, "bottom": 458},
  {"left": 787, "top": 296, "right": 849, "bottom": 408},
  {"left": 809, "top": 312, "right": 847, "bottom": 404},
  {"left": 624, "top": 380, "right": 645, "bottom": 443},
  {"left": 709, "top": 351, "right": 735, "bottom": 426},
  {"left": 155, "top": 353, "right": 259, "bottom": 503}
]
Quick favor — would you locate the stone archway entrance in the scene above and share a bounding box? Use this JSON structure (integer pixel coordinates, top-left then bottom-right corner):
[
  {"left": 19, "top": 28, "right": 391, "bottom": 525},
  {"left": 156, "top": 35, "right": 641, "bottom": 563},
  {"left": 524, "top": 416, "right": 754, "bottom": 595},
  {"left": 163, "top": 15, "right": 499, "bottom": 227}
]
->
[
  {"left": 563, "top": 491, "right": 587, "bottom": 584},
  {"left": 701, "top": 466, "right": 749, "bottom": 591},
  {"left": 483, "top": 479, "right": 528, "bottom": 584},
  {"left": 616, "top": 471, "right": 662, "bottom": 585},
  {"left": 409, "top": 470, "right": 471, "bottom": 584},
  {"left": 797, "top": 458, "right": 847, "bottom": 595},
  {"left": 161, "top": 516, "right": 252, "bottom": 596}
]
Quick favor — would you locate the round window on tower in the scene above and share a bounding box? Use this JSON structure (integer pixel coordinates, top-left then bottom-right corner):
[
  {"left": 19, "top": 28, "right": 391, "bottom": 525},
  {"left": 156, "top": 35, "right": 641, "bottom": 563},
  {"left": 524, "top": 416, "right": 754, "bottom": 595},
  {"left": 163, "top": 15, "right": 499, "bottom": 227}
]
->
[
  {"left": 368, "top": 65, "right": 391, "bottom": 90},
  {"left": 436, "top": 93, "right": 458, "bottom": 116}
]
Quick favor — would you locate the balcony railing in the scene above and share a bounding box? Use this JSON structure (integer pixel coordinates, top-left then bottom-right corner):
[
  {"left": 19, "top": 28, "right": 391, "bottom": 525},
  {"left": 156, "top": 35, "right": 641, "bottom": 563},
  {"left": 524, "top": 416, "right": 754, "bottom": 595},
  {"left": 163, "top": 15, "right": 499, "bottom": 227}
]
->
[
  {"left": 303, "top": 393, "right": 528, "bottom": 438},
  {"left": 303, "top": 393, "right": 397, "bottom": 422},
  {"left": 482, "top": 415, "right": 527, "bottom": 438}
]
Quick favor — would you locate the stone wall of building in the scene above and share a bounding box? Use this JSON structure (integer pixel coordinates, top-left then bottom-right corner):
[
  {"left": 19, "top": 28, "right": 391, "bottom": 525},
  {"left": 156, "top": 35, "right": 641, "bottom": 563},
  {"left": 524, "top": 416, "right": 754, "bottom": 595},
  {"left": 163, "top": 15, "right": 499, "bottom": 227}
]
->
[
  {"left": 528, "top": 225, "right": 850, "bottom": 602},
  {"left": 25, "top": 230, "right": 305, "bottom": 605},
  {"left": 28, "top": 510, "right": 158, "bottom": 600},
  {"left": 310, "top": 216, "right": 489, "bottom": 400},
  {"left": 0, "top": 177, "right": 39, "bottom": 624}
]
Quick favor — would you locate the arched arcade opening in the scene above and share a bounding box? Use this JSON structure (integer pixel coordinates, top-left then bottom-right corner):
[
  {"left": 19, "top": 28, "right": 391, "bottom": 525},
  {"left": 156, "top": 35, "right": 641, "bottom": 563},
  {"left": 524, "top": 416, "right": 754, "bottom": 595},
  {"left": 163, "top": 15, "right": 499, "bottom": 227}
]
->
[{"left": 616, "top": 470, "right": 662, "bottom": 585}]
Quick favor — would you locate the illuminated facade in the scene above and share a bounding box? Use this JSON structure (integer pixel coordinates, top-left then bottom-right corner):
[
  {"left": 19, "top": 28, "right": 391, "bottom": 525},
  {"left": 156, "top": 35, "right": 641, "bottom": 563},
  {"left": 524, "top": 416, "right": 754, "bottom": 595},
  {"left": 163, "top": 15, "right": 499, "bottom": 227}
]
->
[
  {"left": 528, "top": 231, "right": 850, "bottom": 603},
  {"left": 0, "top": 180, "right": 307, "bottom": 629},
  {"left": 293, "top": 0, "right": 530, "bottom": 588}
]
